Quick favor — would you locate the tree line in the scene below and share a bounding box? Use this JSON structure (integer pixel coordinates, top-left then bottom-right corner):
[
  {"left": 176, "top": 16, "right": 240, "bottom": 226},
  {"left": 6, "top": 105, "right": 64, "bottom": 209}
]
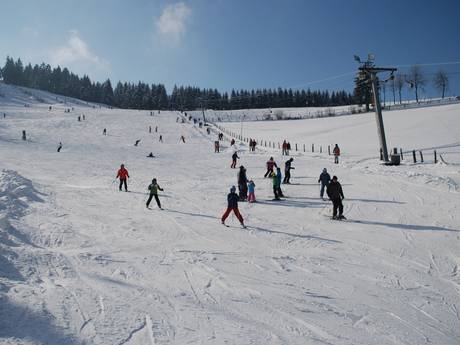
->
[
  {"left": 1, "top": 56, "right": 354, "bottom": 110},
  {"left": 354, "top": 64, "right": 450, "bottom": 111}
]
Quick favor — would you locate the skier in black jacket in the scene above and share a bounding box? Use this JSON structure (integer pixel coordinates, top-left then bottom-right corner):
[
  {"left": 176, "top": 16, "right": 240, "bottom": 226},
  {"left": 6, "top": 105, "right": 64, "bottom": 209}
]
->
[
  {"left": 326, "top": 175, "right": 345, "bottom": 220},
  {"left": 283, "top": 158, "right": 295, "bottom": 184},
  {"left": 237, "top": 166, "right": 248, "bottom": 200}
]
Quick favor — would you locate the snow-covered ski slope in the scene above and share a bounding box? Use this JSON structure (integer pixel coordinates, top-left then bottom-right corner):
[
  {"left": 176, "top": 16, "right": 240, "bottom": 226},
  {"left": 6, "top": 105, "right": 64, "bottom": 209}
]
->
[{"left": 0, "top": 84, "right": 459, "bottom": 345}]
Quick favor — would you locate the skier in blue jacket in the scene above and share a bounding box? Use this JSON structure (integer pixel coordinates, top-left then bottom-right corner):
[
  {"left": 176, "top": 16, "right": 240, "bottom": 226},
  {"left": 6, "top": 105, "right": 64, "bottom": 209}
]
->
[{"left": 318, "top": 168, "right": 331, "bottom": 200}]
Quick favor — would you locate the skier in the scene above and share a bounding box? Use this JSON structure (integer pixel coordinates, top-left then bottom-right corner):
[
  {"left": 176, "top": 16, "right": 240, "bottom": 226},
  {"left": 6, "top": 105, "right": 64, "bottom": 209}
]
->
[
  {"left": 230, "top": 138, "right": 235, "bottom": 146},
  {"left": 146, "top": 178, "right": 164, "bottom": 209},
  {"left": 155, "top": 126, "right": 158, "bottom": 133},
  {"left": 134, "top": 139, "right": 141, "bottom": 146},
  {"left": 286, "top": 142, "right": 291, "bottom": 155},
  {"left": 116, "top": 164, "right": 130, "bottom": 192},
  {"left": 333, "top": 144, "right": 340, "bottom": 164},
  {"left": 103, "top": 128, "right": 107, "bottom": 135},
  {"left": 264, "top": 157, "right": 277, "bottom": 178},
  {"left": 237, "top": 166, "right": 248, "bottom": 201},
  {"left": 270, "top": 170, "right": 280, "bottom": 200},
  {"left": 326, "top": 175, "right": 345, "bottom": 220},
  {"left": 247, "top": 180, "right": 256, "bottom": 203},
  {"left": 57, "top": 142, "right": 62, "bottom": 152},
  {"left": 276, "top": 167, "right": 284, "bottom": 197},
  {"left": 221, "top": 186, "right": 245, "bottom": 228},
  {"left": 231, "top": 151, "right": 239, "bottom": 169},
  {"left": 282, "top": 140, "right": 287, "bottom": 155},
  {"left": 214, "top": 140, "right": 220, "bottom": 153},
  {"left": 159, "top": 135, "right": 163, "bottom": 142},
  {"left": 283, "top": 158, "right": 295, "bottom": 184},
  {"left": 149, "top": 126, "right": 152, "bottom": 133},
  {"left": 147, "top": 152, "right": 155, "bottom": 158},
  {"left": 318, "top": 168, "right": 331, "bottom": 200},
  {"left": 82, "top": 115, "right": 85, "bottom": 120}
]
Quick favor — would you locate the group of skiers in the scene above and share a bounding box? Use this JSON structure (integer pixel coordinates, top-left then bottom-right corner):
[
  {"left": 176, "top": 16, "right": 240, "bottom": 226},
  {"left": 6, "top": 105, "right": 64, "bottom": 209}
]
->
[
  {"left": 115, "top": 164, "right": 165, "bottom": 210},
  {"left": 112, "top": 116, "right": 345, "bottom": 225},
  {"left": 249, "top": 139, "right": 257, "bottom": 152}
]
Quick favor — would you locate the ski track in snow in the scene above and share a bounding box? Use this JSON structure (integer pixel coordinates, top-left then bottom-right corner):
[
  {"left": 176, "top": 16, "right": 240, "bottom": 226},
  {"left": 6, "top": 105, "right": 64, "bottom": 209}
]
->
[{"left": 0, "top": 84, "right": 459, "bottom": 345}]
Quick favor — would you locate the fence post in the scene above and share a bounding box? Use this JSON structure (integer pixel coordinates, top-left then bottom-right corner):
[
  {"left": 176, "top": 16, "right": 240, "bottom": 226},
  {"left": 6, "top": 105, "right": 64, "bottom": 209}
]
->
[
  {"left": 312, "top": 144, "right": 314, "bottom": 152},
  {"left": 320, "top": 146, "right": 322, "bottom": 153},
  {"left": 295, "top": 143, "right": 298, "bottom": 151},
  {"left": 380, "top": 148, "right": 383, "bottom": 161},
  {"left": 434, "top": 150, "right": 437, "bottom": 164},
  {"left": 22, "top": 130, "right": 26, "bottom": 141},
  {"left": 303, "top": 144, "right": 305, "bottom": 152},
  {"left": 400, "top": 148, "right": 403, "bottom": 160},
  {"left": 278, "top": 142, "right": 280, "bottom": 149},
  {"left": 264, "top": 141, "right": 266, "bottom": 147},
  {"left": 412, "top": 150, "right": 416, "bottom": 163},
  {"left": 419, "top": 151, "right": 424, "bottom": 163},
  {"left": 328, "top": 145, "right": 331, "bottom": 155}
]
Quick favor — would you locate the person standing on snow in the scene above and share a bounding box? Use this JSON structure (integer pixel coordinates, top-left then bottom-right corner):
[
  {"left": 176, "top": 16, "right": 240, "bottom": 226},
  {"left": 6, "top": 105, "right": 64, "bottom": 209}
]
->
[
  {"left": 282, "top": 140, "right": 287, "bottom": 155},
  {"left": 333, "top": 144, "right": 340, "bottom": 164},
  {"left": 146, "top": 178, "right": 164, "bottom": 209},
  {"left": 237, "top": 166, "right": 248, "bottom": 201},
  {"left": 264, "top": 157, "right": 277, "bottom": 178},
  {"left": 276, "top": 167, "right": 284, "bottom": 197},
  {"left": 318, "top": 168, "right": 331, "bottom": 200},
  {"left": 326, "top": 175, "right": 345, "bottom": 220},
  {"left": 231, "top": 152, "right": 239, "bottom": 169},
  {"left": 247, "top": 180, "right": 256, "bottom": 203},
  {"left": 116, "top": 164, "right": 130, "bottom": 192},
  {"left": 221, "top": 186, "right": 245, "bottom": 228},
  {"left": 270, "top": 170, "right": 281, "bottom": 200},
  {"left": 283, "top": 158, "right": 295, "bottom": 184},
  {"left": 57, "top": 142, "right": 63, "bottom": 152}
]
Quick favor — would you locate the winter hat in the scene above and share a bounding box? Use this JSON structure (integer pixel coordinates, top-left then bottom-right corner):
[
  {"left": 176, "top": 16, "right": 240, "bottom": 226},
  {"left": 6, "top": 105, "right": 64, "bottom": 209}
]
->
[
  {"left": 290, "top": 158, "right": 294, "bottom": 161},
  {"left": 230, "top": 186, "right": 236, "bottom": 192},
  {"left": 332, "top": 175, "right": 338, "bottom": 181},
  {"left": 323, "top": 168, "right": 327, "bottom": 173},
  {"left": 152, "top": 178, "right": 156, "bottom": 183}
]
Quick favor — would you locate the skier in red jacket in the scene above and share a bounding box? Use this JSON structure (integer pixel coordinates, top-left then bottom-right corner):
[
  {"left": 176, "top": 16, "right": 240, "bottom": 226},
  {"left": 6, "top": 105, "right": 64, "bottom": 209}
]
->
[{"left": 116, "top": 164, "right": 130, "bottom": 191}]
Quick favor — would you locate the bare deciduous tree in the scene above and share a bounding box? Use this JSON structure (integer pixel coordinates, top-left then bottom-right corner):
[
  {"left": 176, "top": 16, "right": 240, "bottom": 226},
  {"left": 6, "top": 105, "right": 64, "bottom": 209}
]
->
[
  {"left": 407, "top": 65, "right": 426, "bottom": 103},
  {"left": 433, "top": 69, "right": 449, "bottom": 99},
  {"left": 394, "top": 74, "right": 405, "bottom": 104}
]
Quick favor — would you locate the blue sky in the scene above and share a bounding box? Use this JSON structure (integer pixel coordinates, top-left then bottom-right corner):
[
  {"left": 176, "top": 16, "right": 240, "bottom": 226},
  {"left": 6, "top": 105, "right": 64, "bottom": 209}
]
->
[{"left": 1, "top": 0, "right": 459, "bottom": 98}]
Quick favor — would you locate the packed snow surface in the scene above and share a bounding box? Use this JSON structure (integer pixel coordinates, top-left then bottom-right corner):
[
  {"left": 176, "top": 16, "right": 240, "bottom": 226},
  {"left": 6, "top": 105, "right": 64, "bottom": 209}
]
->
[{"left": 0, "top": 84, "right": 459, "bottom": 345}]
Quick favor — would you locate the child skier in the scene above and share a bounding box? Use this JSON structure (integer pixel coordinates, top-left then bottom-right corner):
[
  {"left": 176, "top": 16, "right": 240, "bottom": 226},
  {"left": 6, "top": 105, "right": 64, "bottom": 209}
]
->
[
  {"left": 221, "top": 186, "right": 245, "bottom": 228},
  {"left": 146, "top": 178, "right": 164, "bottom": 209},
  {"left": 116, "top": 164, "right": 129, "bottom": 192},
  {"left": 264, "top": 157, "right": 278, "bottom": 178},
  {"left": 247, "top": 180, "right": 256, "bottom": 203}
]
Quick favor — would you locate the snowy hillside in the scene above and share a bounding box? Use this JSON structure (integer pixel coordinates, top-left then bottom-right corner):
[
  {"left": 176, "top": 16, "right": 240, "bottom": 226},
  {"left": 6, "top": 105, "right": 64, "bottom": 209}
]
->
[{"left": 0, "top": 83, "right": 459, "bottom": 345}]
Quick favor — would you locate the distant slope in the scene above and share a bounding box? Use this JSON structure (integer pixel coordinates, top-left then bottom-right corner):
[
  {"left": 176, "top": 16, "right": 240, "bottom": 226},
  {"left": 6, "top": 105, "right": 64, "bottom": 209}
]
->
[{"left": 0, "top": 82, "right": 102, "bottom": 108}]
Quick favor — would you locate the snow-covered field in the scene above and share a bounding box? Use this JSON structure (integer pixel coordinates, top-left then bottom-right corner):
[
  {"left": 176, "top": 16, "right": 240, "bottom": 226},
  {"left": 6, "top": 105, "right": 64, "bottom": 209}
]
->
[{"left": 1, "top": 84, "right": 459, "bottom": 345}]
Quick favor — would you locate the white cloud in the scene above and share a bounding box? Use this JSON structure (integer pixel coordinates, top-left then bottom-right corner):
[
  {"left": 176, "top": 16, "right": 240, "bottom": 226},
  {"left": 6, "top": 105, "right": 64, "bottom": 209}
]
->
[
  {"left": 50, "top": 30, "right": 108, "bottom": 70},
  {"left": 155, "top": 2, "right": 191, "bottom": 43}
]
